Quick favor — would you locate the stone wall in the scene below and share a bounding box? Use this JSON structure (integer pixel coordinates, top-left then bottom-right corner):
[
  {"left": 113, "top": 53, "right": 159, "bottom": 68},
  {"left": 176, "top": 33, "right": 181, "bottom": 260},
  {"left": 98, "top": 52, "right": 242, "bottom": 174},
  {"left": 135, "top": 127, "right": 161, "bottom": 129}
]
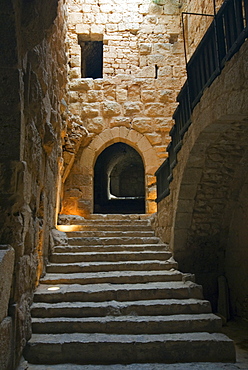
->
[
  {"left": 156, "top": 39, "right": 248, "bottom": 316},
  {"left": 0, "top": 0, "right": 67, "bottom": 368},
  {"left": 225, "top": 173, "right": 248, "bottom": 318},
  {"left": 62, "top": 0, "right": 187, "bottom": 216},
  {"left": 183, "top": 0, "right": 223, "bottom": 59}
]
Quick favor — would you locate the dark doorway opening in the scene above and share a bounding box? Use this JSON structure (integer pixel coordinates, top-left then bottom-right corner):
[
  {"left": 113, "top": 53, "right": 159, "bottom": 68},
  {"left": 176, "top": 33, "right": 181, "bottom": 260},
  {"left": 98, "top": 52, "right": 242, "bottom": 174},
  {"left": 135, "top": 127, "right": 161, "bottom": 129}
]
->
[
  {"left": 80, "top": 40, "right": 103, "bottom": 79},
  {"left": 94, "top": 143, "right": 145, "bottom": 214}
]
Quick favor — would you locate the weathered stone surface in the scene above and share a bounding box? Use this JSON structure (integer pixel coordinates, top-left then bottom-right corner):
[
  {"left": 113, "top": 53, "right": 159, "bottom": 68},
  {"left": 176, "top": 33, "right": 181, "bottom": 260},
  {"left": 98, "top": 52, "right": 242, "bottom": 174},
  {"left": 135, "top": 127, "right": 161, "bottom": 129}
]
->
[
  {"left": 136, "top": 66, "right": 156, "bottom": 78},
  {"left": 31, "top": 313, "right": 222, "bottom": 334},
  {"left": 141, "top": 90, "right": 157, "bottom": 103},
  {"left": 81, "top": 103, "right": 100, "bottom": 118},
  {"left": 159, "top": 89, "right": 174, "bottom": 103},
  {"left": 75, "top": 24, "right": 90, "bottom": 35},
  {"left": 51, "top": 230, "right": 68, "bottom": 247},
  {"left": 0, "top": 246, "right": 15, "bottom": 323},
  {"left": 145, "top": 103, "right": 165, "bottom": 117},
  {"left": 87, "top": 117, "right": 104, "bottom": 133},
  {"left": 25, "top": 330, "right": 235, "bottom": 364},
  {"left": 132, "top": 118, "right": 153, "bottom": 133},
  {"left": 87, "top": 90, "right": 104, "bottom": 102},
  {"left": 23, "top": 216, "right": 235, "bottom": 366},
  {"left": 139, "top": 43, "right": 152, "bottom": 55},
  {"left": 70, "top": 79, "right": 93, "bottom": 91},
  {"left": 146, "top": 133, "right": 162, "bottom": 145},
  {"left": 102, "top": 101, "right": 121, "bottom": 117},
  {"left": 154, "top": 117, "right": 172, "bottom": 132},
  {"left": 18, "top": 362, "right": 244, "bottom": 370},
  {"left": 116, "top": 89, "right": 128, "bottom": 102},
  {"left": 0, "top": 317, "right": 13, "bottom": 370},
  {"left": 124, "top": 102, "right": 143, "bottom": 116},
  {"left": 110, "top": 117, "right": 131, "bottom": 128}
]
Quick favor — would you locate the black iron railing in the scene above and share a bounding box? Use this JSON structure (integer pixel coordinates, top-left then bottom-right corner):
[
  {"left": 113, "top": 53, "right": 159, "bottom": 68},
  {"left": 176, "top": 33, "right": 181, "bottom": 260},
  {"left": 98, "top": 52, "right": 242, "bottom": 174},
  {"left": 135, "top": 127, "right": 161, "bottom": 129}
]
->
[
  {"left": 156, "top": 0, "right": 248, "bottom": 203},
  {"left": 155, "top": 157, "right": 171, "bottom": 203}
]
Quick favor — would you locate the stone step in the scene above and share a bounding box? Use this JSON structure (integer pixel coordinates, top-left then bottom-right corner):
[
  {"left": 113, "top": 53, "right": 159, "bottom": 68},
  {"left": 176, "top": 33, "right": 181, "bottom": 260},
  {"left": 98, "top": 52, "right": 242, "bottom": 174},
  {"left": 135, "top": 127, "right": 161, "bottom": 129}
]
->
[
  {"left": 57, "top": 224, "right": 153, "bottom": 232},
  {"left": 33, "top": 281, "right": 204, "bottom": 303},
  {"left": 65, "top": 231, "right": 155, "bottom": 238},
  {"left": 53, "top": 243, "right": 168, "bottom": 253},
  {"left": 50, "top": 250, "right": 171, "bottom": 264},
  {"left": 24, "top": 213, "right": 236, "bottom": 366},
  {"left": 31, "top": 313, "right": 222, "bottom": 334},
  {"left": 58, "top": 214, "right": 150, "bottom": 226},
  {"left": 89, "top": 214, "right": 151, "bottom": 221},
  {"left": 31, "top": 298, "right": 212, "bottom": 318},
  {"left": 46, "top": 259, "right": 178, "bottom": 273},
  {"left": 40, "top": 270, "right": 183, "bottom": 285},
  {"left": 23, "top": 332, "right": 235, "bottom": 364},
  {"left": 67, "top": 236, "right": 161, "bottom": 246}
]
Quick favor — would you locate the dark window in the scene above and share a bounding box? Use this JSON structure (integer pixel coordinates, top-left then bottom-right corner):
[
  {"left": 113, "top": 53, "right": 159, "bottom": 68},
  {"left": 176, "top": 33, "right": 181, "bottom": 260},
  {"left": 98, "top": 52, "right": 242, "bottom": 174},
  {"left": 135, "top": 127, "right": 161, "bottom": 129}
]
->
[{"left": 80, "top": 41, "right": 103, "bottom": 79}]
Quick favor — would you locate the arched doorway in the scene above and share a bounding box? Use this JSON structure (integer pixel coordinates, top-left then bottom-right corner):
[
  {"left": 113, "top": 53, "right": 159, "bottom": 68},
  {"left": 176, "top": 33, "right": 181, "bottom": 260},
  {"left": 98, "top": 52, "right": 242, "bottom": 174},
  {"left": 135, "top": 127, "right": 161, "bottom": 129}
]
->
[{"left": 94, "top": 142, "right": 145, "bottom": 214}]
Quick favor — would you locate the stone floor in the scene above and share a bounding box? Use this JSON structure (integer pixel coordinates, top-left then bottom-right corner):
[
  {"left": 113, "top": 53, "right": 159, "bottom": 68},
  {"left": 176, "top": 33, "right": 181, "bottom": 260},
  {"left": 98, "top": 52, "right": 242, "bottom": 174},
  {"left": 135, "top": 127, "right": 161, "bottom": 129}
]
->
[{"left": 18, "top": 317, "right": 248, "bottom": 370}]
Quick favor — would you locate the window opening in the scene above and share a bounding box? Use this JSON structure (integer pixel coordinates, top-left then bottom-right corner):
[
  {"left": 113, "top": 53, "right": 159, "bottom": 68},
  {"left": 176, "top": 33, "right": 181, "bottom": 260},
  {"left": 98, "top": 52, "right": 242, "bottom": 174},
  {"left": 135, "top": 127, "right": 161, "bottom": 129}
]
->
[
  {"left": 155, "top": 64, "right": 159, "bottom": 79},
  {"left": 79, "top": 40, "right": 103, "bottom": 79}
]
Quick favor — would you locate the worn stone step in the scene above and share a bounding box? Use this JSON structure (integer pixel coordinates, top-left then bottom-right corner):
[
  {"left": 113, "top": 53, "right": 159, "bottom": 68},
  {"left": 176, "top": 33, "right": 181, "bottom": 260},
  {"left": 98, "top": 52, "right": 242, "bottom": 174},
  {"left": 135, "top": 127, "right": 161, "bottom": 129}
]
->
[
  {"left": 46, "top": 259, "right": 178, "bottom": 273},
  {"left": 31, "top": 313, "right": 222, "bottom": 334},
  {"left": 58, "top": 214, "right": 150, "bottom": 226},
  {"left": 57, "top": 224, "right": 153, "bottom": 232},
  {"left": 23, "top": 332, "right": 235, "bottom": 364},
  {"left": 66, "top": 231, "right": 155, "bottom": 238},
  {"left": 53, "top": 243, "right": 168, "bottom": 253},
  {"left": 50, "top": 251, "right": 171, "bottom": 264},
  {"left": 33, "top": 281, "right": 203, "bottom": 303},
  {"left": 67, "top": 236, "right": 161, "bottom": 246},
  {"left": 89, "top": 214, "right": 151, "bottom": 221},
  {"left": 40, "top": 270, "right": 183, "bottom": 285},
  {"left": 31, "top": 298, "right": 212, "bottom": 318},
  {"left": 20, "top": 363, "right": 241, "bottom": 370}
]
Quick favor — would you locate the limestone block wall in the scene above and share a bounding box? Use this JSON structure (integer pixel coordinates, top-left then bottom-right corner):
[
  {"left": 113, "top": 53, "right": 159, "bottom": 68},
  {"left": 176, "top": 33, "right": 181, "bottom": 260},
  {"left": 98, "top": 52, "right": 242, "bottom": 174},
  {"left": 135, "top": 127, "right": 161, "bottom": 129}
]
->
[
  {"left": 62, "top": 0, "right": 187, "bottom": 216},
  {"left": 67, "top": 0, "right": 186, "bottom": 78},
  {"left": 183, "top": 0, "right": 223, "bottom": 59},
  {"left": 0, "top": 1, "right": 67, "bottom": 368}
]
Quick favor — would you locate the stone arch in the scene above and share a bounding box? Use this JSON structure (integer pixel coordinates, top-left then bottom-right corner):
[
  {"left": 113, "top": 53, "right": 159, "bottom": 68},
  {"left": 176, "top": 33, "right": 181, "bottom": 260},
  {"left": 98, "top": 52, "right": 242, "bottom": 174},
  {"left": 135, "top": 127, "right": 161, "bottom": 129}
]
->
[
  {"left": 172, "top": 121, "right": 248, "bottom": 313},
  {"left": 82, "top": 127, "right": 159, "bottom": 176},
  {"left": 162, "top": 41, "right": 248, "bottom": 315},
  {"left": 61, "top": 127, "right": 160, "bottom": 216}
]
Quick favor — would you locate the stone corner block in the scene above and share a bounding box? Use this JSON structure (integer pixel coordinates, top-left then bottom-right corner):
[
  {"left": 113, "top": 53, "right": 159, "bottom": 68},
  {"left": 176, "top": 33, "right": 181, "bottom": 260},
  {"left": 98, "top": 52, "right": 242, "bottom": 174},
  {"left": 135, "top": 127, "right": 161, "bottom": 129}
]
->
[
  {"left": 51, "top": 229, "right": 68, "bottom": 246},
  {"left": 70, "top": 79, "right": 94, "bottom": 91},
  {"left": 76, "top": 24, "right": 90, "bottom": 36}
]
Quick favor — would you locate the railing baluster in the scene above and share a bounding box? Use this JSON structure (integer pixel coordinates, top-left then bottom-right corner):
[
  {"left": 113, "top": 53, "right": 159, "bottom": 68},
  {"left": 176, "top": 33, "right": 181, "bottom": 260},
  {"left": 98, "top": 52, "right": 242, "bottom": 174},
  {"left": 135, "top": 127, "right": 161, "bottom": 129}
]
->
[
  {"left": 235, "top": 0, "right": 244, "bottom": 34},
  {"left": 216, "top": 13, "right": 227, "bottom": 65},
  {"left": 244, "top": 0, "right": 248, "bottom": 26}
]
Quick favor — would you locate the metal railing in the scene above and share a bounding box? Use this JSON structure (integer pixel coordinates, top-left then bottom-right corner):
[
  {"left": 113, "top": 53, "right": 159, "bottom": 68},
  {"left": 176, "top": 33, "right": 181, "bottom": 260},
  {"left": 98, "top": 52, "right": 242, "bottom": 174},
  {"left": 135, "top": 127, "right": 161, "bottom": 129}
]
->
[{"left": 156, "top": 0, "right": 248, "bottom": 203}]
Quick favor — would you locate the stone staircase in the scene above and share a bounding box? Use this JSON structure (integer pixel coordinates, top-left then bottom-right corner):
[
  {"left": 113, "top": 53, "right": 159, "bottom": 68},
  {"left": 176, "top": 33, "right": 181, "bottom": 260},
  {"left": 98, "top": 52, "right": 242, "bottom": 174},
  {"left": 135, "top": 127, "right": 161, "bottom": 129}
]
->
[{"left": 24, "top": 214, "right": 235, "bottom": 365}]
